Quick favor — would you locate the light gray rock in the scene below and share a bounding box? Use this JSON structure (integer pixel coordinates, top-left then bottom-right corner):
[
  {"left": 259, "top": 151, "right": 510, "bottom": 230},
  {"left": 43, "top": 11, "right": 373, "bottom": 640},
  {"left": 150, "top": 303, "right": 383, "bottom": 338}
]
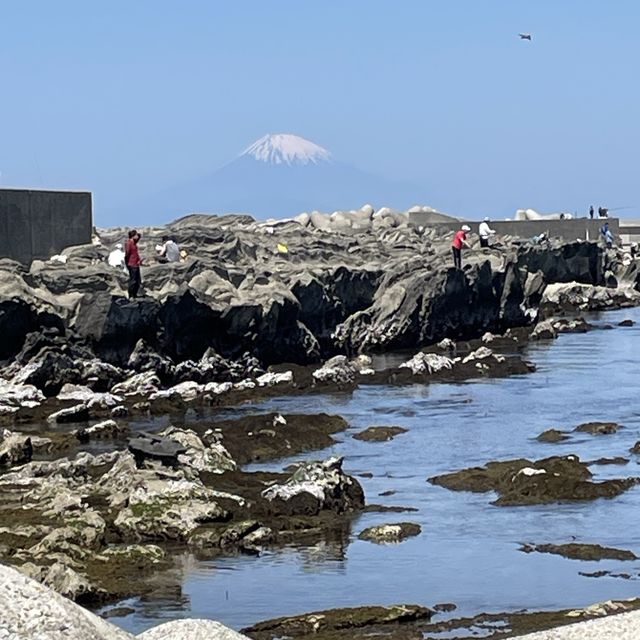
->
[
  {"left": 399, "top": 352, "right": 453, "bottom": 375},
  {"left": 0, "top": 562, "right": 133, "bottom": 640},
  {"left": 0, "top": 429, "right": 33, "bottom": 466},
  {"left": 261, "top": 456, "right": 364, "bottom": 516},
  {"left": 136, "top": 619, "right": 250, "bottom": 640},
  {"left": 312, "top": 356, "right": 357, "bottom": 385}
]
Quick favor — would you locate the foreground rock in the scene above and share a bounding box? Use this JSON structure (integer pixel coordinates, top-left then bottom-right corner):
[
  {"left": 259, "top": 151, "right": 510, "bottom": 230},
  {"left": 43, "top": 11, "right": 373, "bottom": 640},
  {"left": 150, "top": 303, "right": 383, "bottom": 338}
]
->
[
  {"left": 428, "top": 455, "right": 640, "bottom": 506},
  {"left": 0, "top": 562, "right": 251, "bottom": 639}
]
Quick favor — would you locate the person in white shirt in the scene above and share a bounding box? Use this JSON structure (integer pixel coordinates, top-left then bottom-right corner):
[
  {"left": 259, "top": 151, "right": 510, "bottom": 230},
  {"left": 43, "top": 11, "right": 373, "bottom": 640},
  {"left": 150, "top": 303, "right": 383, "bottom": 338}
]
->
[
  {"left": 478, "top": 217, "right": 496, "bottom": 248},
  {"left": 157, "top": 236, "right": 181, "bottom": 263}
]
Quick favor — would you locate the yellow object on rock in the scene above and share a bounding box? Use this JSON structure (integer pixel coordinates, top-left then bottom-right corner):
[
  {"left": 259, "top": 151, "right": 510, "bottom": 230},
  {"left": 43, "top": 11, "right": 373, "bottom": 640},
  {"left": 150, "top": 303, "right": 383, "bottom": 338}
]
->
[{"left": 277, "top": 243, "right": 288, "bottom": 254}]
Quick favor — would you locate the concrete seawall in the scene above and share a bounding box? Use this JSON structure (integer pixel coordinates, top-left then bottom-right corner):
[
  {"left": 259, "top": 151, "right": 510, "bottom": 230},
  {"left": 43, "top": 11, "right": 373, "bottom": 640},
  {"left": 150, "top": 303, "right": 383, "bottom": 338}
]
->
[
  {"left": 0, "top": 188, "right": 92, "bottom": 263},
  {"left": 408, "top": 213, "right": 619, "bottom": 243}
]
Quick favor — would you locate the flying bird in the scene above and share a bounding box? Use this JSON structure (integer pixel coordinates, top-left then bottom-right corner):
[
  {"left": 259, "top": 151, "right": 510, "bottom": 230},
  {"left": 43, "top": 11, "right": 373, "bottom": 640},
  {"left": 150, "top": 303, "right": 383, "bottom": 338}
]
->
[{"left": 519, "top": 33, "right": 532, "bottom": 41}]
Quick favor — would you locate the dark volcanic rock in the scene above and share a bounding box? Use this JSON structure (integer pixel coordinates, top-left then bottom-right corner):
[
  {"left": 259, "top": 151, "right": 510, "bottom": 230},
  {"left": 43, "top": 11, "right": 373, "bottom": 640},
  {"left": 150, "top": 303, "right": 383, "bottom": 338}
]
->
[
  {"left": 574, "top": 421, "right": 620, "bottom": 435},
  {"left": 244, "top": 604, "right": 433, "bottom": 640},
  {"left": 519, "top": 542, "right": 637, "bottom": 561},
  {"left": 353, "top": 426, "right": 408, "bottom": 442},
  {"left": 536, "top": 429, "right": 570, "bottom": 443}
]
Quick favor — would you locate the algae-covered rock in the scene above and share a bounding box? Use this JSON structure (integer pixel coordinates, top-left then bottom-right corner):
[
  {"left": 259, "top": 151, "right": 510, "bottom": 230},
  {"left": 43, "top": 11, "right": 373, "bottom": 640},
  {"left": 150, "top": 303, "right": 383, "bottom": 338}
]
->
[
  {"left": 519, "top": 542, "right": 637, "bottom": 561},
  {"left": 574, "top": 421, "right": 620, "bottom": 435},
  {"left": 536, "top": 429, "right": 569, "bottom": 443},
  {"left": 428, "top": 455, "right": 640, "bottom": 506},
  {"left": 244, "top": 604, "right": 433, "bottom": 639},
  {"left": 353, "top": 426, "right": 408, "bottom": 442},
  {"left": 358, "top": 522, "right": 421, "bottom": 544}
]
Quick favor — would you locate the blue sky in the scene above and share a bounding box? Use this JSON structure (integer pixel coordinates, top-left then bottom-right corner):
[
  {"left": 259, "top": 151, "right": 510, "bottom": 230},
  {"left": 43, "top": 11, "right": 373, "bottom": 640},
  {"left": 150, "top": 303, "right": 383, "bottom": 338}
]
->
[{"left": 1, "top": 1, "right": 638, "bottom": 224}]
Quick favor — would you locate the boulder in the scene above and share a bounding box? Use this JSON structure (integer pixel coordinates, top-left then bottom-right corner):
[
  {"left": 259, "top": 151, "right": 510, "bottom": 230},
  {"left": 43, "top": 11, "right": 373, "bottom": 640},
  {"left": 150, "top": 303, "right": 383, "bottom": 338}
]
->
[
  {"left": 261, "top": 456, "right": 364, "bottom": 516},
  {"left": 137, "top": 619, "right": 250, "bottom": 640},
  {"left": 358, "top": 522, "right": 422, "bottom": 543},
  {"left": 0, "top": 429, "right": 33, "bottom": 466},
  {"left": 0, "top": 562, "right": 132, "bottom": 640}
]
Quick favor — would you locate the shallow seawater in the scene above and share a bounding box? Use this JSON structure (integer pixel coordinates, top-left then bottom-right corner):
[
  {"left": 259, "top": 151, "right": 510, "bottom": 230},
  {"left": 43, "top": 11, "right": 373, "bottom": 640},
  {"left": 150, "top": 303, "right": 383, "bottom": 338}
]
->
[{"left": 111, "top": 307, "right": 640, "bottom": 634}]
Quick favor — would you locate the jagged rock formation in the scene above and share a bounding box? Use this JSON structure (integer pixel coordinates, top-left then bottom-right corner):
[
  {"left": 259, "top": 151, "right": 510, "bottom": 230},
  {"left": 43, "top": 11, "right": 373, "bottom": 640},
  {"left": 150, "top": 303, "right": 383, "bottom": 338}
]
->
[{"left": 0, "top": 213, "right": 613, "bottom": 394}]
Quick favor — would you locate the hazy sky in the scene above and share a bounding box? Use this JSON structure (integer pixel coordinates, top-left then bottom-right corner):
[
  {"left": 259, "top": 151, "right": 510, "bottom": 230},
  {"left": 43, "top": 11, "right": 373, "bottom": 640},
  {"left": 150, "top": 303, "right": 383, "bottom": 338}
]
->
[{"left": 2, "top": 1, "right": 638, "bottom": 224}]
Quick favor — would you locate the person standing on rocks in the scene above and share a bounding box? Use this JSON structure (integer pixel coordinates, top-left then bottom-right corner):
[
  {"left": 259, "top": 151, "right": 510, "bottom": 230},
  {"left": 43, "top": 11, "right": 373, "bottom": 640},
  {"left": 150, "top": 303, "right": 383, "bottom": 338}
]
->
[
  {"left": 600, "top": 221, "right": 614, "bottom": 248},
  {"left": 451, "top": 224, "right": 471, "bottom": 269},
  {"left": 125, "top": 229, "right": 143, "bottom": 298},
  {"left": 478, "top": 217, "right": 496, "bottom": 248},
  {"left": 589, "top": 205, "right": 594, "bottom": 219}
]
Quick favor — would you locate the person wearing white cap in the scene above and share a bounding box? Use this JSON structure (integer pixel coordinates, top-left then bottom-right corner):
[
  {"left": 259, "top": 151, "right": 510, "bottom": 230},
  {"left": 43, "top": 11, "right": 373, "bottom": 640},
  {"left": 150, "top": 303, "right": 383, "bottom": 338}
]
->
[
  {"left": 478, "top": 217, "right": 496, "bottom": 248},
  {"left": 451, "top": 224, "right": 471, "bottom": 269}
]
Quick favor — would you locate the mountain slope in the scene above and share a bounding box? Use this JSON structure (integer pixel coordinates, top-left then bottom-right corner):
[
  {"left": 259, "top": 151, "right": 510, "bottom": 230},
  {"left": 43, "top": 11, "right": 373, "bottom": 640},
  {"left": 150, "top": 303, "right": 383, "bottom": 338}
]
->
[{"left": 132, "top": 134, "right": 429, "bottom": 222}]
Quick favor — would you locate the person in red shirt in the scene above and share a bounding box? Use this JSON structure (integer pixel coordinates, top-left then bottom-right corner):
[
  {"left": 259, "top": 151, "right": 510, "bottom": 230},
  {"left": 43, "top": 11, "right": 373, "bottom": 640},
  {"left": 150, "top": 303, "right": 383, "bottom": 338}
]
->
[
  {"left": 451, "top": 224, "right": 471, "bottom": 269},
  {"left": 124, "top": 229, "right": 143, "bottom": 298}
]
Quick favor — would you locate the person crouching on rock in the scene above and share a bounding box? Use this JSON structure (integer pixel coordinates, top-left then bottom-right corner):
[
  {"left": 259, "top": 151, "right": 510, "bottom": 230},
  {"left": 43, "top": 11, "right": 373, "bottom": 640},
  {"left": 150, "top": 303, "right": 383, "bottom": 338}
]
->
[
  {"left": 451, "top": 224, "right": 471, "bottom": 269},
  {"left": 125, "top": 229, "right": 143, "bottom": 298}
]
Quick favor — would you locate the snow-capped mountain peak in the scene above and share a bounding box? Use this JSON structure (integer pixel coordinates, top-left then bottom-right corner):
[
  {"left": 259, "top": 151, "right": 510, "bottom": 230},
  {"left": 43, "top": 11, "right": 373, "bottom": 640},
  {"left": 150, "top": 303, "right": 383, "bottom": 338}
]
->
[{"left": 241, "top": 133, "right": 332, "bottom": 166}]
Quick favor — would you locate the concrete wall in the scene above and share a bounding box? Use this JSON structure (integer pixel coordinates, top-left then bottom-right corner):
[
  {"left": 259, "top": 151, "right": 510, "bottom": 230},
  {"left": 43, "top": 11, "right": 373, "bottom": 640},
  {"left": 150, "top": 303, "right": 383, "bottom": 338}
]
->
[
  {"left": 408, "top": 214, "right": 619, "bottom": 243},
  {"left": 0, "top": 188, "right": 92, "bottom": 263}
]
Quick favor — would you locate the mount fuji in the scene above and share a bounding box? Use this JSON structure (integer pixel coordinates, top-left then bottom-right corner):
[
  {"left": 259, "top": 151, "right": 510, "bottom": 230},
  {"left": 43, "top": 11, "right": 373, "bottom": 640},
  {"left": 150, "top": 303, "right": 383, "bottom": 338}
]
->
[{"left": 134, "top": 134, "right": 428, "bottom": 222}]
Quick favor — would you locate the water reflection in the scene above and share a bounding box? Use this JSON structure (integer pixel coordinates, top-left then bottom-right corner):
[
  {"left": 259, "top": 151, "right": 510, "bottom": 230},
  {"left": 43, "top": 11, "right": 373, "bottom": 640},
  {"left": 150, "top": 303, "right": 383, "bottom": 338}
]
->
[{"left": 112, "top": 306, "right": 640, "bottom": 635}]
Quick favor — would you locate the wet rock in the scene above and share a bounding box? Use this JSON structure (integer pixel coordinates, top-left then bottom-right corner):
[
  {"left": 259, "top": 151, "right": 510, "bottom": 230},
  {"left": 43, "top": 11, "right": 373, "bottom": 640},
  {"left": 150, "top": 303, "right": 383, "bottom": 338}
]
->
[
  {"left": 358, "top": 522, "right": 421, "bottom": 544},
  {"left": 312, "top": 356, "right": 357, "bottom": 385},
  {"left": 630, "top": 441, "right": 640, "bottom": 454},
  {"left": 262, "top": 456, "right": 364, "bottom": 517},
  {"left": 150, "top": 380, "right": 203, "bottom": 402},
  {"left": 433, "top": 603, "right": 457, "bottom": 613},
  {"left": 0, "top": 380, "right": 45, "bottom": 414},
  {"left": 76, "top": 419, "right": 128, "bottom": 442},
  {"left": 542, "top": 282, "right": 640, "bottom": 312},
  {"left": 0, "top": 429, "right": 33, "bottom": 466},
  {"left": 138, "top": 619, "right": 251, "bottom": 640},
  {"left": 159, "top": 426, "right": 236, "bottom": 474},
  {"left": 399, "top": 352, "right": 454, "bottom": 375},
  {"left": 256, "top": 371, "right": 294, "bottom": 387},
  {"left": 39, "top": 562, "right": 105, "bottom": 602},
  {"left": 618, "top": 318, "right": 634, "bottom": 327},
  {"left": 127, "top": 431, "right": 187, "bottom": 466},
  {"left": 58, "top": 383, "right": 123, "bottom": 410},
  {"left": 519, "top": 542, "right": 637, "bottom": 561},
  {"left": 363, "top": 504, "right": 419, "bottom": 513},
  {"left": 352, "top": 426, "right": 408, "bottom": 442},
  {"left": 536, "top": 429, "right": 570, "bottom": 443},
  {"left": 574, "top": 421, "right": 620, "bottom": 435},
  {"left": 218, "top": 413, "right": 349, "bottom": 465},
  {"left": 244, "top": 604, "right": 433, "bottom": 639},
  {"left": 530, "top": 320, "right": 557, "bottom": 340},
  {"left": 428, "top": 455, "right": 640, "bottom": 506},
  {"left": 111, "top": 372, "right": 161, "bottom": 397},
  {"left": 589, "top": 456, "right": 629, "bottom": 466},
  {"left": 47, "top": 403, "right": 90, "bottom": 424},
  {"left": 189, "top": 520, "right": 272, "bottom": 552}
]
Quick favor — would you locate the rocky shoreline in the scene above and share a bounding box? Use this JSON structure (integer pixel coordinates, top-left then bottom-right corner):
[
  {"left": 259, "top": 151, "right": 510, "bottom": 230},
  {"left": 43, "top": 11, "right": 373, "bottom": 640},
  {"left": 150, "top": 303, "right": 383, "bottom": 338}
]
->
[{"left": 2, "top": 213, "right": 640, "bottom": 638}]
